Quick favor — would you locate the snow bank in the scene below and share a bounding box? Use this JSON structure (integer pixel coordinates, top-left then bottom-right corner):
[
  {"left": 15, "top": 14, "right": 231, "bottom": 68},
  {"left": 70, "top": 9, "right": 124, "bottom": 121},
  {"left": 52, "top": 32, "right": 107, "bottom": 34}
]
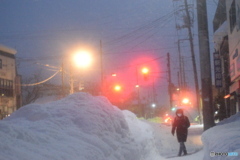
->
[
  {"left": 0, "top": 93, "right": 143, "bottom": 160},
  {"left": 202, "top": 112, "right": 240, "bottom": 160},
  {"left": 122, "top": 110, "right": 160, "bottom": 159},
  {"left": 217, "top": 112, "right": 240, "bottom": 126}
]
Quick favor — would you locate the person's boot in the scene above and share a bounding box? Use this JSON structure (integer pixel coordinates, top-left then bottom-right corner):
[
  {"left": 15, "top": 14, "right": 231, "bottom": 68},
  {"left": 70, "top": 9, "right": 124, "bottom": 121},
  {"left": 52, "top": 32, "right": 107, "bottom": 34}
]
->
[
  {"left": 182, "top": 142, "right": 187, "bottom": 155},
  {"left": 178, "top": 148, "right": 182, "bottom": 156},
  {"left": 183, "top": 149, "right": 187, "bottom": 155},
  {"left": 178, "top": 143, "right": 183, "bottom": 156}
]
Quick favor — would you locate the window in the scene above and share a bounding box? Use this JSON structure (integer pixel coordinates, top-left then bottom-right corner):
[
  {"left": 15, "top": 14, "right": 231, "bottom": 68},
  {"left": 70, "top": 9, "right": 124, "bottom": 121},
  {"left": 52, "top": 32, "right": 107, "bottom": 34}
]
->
[
  {"left": 0, "top": 59, "right": 2, "bottom": 69},
  {"left": 0, "top": 78, "right": 13, "bottom": 97},
  {"left": 229, "top": 0, "right": 237, "bottom": 33}
]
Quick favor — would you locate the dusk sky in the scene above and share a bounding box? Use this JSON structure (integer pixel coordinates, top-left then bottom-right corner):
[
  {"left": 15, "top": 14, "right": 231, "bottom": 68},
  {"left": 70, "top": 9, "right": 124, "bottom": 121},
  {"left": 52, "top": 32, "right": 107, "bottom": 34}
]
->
[{"left": 0, "top": 0, "right": 217, "bottom": 106}]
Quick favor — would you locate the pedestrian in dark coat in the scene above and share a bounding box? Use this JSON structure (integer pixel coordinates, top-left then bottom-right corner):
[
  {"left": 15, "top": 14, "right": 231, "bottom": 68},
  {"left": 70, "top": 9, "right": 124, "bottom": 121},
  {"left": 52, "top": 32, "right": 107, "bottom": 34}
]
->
[{"left": 171, "top": 109, "right": 190, "bottom": 156}]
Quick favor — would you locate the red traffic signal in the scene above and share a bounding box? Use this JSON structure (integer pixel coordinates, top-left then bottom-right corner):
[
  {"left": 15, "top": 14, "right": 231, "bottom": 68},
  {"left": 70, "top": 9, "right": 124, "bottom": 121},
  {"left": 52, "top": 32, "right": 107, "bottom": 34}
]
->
[
  {"left": 141, "top": 67, "right": 149, "bottom": 80},
  {"left": 141, "top": 67, "right": 149, "bottom": 74},
  {"left": 114, "top": 85, "right": 122, "bottom": 91}
]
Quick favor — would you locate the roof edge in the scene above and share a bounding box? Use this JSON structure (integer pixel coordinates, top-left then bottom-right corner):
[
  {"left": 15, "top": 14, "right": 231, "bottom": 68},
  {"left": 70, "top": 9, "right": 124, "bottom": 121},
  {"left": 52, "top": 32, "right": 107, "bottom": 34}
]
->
[{"left": 0, "top": 44, "right": 17, "bottom": 55}]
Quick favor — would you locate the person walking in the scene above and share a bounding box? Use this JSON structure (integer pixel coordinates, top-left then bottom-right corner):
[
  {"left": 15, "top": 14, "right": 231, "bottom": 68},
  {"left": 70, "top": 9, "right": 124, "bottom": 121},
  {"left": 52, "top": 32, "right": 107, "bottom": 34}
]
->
[{"left": 171, "top": 109, "right": 190, "bottom": 156}]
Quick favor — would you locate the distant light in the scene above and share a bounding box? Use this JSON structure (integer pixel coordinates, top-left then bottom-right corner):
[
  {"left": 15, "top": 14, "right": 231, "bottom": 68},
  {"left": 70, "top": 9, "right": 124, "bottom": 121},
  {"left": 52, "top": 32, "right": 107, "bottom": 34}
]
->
[
  {"left": 176, "top": 88, "right": 180, "bottom": 91},
  {"left": 171, "top": 107, "right": 176, "bottom": 111},
  {"left": 215, "top": 111, "right": 218, "bottom": 114},
  {"left": 224, "top": 94, "right": 230, "bottom": 99},
  {"left": 166, "top": 113, "right": 168, "bottom": 116},
  {"left": 135, "top": 85, "right": 139, "bottom": 88},
  {"left": 152, "top": 104, "right": 156, "bottom": 108},
  {"left": 112, "top": 73, "right": 117, "bottom": 77}
]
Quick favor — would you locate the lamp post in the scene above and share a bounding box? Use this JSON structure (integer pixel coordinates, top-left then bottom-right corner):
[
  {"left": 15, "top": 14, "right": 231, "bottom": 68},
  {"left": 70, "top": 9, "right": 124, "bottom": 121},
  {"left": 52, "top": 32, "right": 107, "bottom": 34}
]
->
[{"left": 70, "top": 51, "right": 92, "bottom": 94}]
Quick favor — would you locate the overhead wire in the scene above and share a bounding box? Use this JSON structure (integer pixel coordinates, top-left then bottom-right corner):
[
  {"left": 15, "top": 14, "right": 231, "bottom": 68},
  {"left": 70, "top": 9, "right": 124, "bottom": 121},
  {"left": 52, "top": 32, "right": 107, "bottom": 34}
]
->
[
  {"left": 104, "top": 9, "right": 177, "bottom": 46},
  {"left": 20, "top": 70, "right": 61, "bottom": 86},
  {"left": 103, "top": 12, "right": 175, "bottom": 58}
]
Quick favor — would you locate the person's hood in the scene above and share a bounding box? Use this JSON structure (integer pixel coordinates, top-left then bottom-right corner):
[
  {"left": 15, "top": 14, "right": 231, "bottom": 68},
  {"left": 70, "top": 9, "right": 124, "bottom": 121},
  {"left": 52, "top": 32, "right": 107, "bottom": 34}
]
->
[{"left": 176, "top": 109, "right": 184, "bottom": 116}]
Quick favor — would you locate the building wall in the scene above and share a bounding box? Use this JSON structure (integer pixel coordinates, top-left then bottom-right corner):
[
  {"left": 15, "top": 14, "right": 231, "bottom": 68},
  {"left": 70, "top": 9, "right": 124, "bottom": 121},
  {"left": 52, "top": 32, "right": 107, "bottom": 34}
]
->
[
  {"left": 0, "top": 45, "right": 20, "bottom": 119},
  {"left": 226, "top": 0, "right": 240, "bottom": 115},
  {"left": 227, "top": 0, "right": 240, "bottom": 82}
]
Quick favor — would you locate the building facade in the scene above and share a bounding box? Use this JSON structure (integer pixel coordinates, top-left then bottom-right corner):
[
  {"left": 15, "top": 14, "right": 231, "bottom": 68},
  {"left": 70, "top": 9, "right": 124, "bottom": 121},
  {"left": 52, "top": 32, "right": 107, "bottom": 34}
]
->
[
  {"left": 227, "top": 0, "right": 240, "bottom": 115},
  {"left": 214, "top": 0, "right": 240, "bottom": 117},
  {"left": 213, "top": 0, "right": 230, "bottom": 118},
  {"left": 0, "top": 45, "right": 22, "bottom": 119}
]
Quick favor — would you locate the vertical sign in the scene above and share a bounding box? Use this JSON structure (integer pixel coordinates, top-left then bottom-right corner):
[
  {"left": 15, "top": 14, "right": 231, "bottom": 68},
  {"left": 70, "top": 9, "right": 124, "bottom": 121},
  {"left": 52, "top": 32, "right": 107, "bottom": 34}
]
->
[
  {"left": 214, "top": 52, "right": 223, "bottom": 88},
  {"left": 237, "top": 1, "right": 240, "bottom": 30}
]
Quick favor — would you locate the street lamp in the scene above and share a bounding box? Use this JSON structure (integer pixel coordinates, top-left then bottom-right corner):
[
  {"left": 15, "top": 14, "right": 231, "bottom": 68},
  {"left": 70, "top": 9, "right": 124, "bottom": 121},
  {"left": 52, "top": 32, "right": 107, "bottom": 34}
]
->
[
  {"left": 70, "top": 50, "right": 92, "bottom": 94},
  {"left": 73, "top": 51, "right": 92, "bottom": 68},
  {"left": 151, "top": 103, "right": 156, "bottom": 108},
  {"left": 182, "top": 98, "right": 190, "bottom": 104}
]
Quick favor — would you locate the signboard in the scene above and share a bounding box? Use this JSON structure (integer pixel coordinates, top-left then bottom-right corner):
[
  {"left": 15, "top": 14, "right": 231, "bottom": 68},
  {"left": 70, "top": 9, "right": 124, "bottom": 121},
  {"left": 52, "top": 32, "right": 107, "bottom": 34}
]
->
[{"left": 214, "top": 52, "right": 223, "bottom": 88}]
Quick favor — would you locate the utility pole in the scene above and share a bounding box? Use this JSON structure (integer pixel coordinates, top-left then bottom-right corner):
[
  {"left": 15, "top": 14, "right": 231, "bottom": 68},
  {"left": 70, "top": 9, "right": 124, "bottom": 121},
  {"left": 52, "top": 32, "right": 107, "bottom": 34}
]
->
[
  {"left": 61, "top": 60, "right": 64, "bottom": 97},
  {"left": 136, "top": 66, "right": 142, "bottom": 117},
  {"left": 197, "top": 0, "right": 215, "bottom": 130},
  {"left": 183, "top": 0, "right": 201, "bottom": 123},
  {"left": 70, "top": 65, "right": 74, "bottom": 94},
  {"left": 177, "top": 40, "right": 183, "bottom": 88},
  {"left": 167, "top": 53, "right": 173, "bottom": 109},
  {"left": 182, "top": 56, "right": 186, "bottom": 88},
  {"left": 100, "top": 40, "right": 104, "bottom": 95}
]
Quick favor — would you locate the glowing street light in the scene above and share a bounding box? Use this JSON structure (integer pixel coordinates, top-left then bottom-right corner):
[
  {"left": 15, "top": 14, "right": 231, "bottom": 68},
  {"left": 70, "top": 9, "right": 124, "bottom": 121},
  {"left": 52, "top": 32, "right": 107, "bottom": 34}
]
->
[
  {"left": 152, "top": 103, "right": 156, "bottom": 108},
  {"left": 70, "top": 50, "right": 92, "bottom": 94},
  {"left": 73, "top": 51, "right": 92, "bottom": 68},
  {"left": 182, "top": 98, "right": 190, "bottom": 104}
]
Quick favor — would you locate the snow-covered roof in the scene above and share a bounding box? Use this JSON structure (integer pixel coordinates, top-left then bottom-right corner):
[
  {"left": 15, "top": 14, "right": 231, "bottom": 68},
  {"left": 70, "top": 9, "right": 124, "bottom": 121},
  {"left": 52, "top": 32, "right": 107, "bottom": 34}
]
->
[
  {"left": 0, "top": 44, "right": 17, "bottom": 55},
  {"left": 213, "top": 21, "right": 228, "bottom": 51}
]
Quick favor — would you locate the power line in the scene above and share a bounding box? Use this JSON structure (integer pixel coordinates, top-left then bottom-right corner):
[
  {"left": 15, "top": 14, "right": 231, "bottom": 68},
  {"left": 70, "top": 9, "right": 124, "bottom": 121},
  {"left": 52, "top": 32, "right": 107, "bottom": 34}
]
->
[
  {"left": 21, "top": 70, "right": 60, "bottom": 86},
  {"left": 104, "top": 9, "right": 176, "bottom": 46}
]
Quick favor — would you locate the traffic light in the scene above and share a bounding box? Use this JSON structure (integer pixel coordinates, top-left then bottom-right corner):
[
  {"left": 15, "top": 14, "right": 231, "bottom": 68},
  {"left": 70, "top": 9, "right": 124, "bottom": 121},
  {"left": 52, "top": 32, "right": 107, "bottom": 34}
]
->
[
  {"left": 114, "top": 85, "right": 121, "bottom": 91},
  {"left": 142, "top": 67, "right": 149, "bottom": 74},
  {"left": 141, "top": 67, "right": 149, "bottom": 80}
]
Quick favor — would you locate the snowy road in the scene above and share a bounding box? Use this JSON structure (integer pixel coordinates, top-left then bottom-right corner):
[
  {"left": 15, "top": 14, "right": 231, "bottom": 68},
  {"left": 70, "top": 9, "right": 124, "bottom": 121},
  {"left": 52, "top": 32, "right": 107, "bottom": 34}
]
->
[{"left": 149, "top": 122, "right": 204, "bottom": 159}]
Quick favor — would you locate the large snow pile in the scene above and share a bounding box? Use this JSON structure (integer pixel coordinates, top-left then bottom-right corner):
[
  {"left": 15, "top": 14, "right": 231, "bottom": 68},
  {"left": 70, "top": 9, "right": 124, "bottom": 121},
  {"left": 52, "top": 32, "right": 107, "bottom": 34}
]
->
[
  {"left": 122, "top": 110, "right": 160, "bottom": 159},
  {"left": 202, "top": 112, "right": 240, "bottom": 160},
  {"left": 0, "top": 92, "right": 160, "bottom": 160}
]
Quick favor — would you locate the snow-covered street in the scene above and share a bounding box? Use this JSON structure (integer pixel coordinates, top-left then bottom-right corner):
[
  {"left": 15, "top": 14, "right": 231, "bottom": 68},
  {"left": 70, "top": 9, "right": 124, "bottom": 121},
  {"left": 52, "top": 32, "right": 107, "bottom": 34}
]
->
[{"left": 0, "top": 93, "right": 239, "bottom": 160}]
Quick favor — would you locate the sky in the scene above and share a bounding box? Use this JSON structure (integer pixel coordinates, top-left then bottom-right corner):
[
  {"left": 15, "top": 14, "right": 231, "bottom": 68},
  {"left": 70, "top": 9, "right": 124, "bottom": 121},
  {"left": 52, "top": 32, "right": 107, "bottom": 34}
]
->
[{"left": 0, "top": 0, "right": 218, "bottom": 106}]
